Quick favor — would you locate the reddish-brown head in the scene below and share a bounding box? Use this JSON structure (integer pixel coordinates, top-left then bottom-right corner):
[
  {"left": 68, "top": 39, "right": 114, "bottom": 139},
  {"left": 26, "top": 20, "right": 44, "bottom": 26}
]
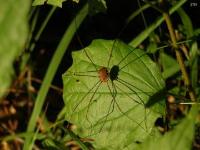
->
[{"left": 98, "top": 67, "right": 109, "bottom": 82}]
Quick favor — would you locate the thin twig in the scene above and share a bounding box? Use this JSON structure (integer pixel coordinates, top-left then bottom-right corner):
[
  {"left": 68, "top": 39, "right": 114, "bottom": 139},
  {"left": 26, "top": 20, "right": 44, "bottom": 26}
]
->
[{"left": 31, "top": 77, "right": 63, "bottom": 94}]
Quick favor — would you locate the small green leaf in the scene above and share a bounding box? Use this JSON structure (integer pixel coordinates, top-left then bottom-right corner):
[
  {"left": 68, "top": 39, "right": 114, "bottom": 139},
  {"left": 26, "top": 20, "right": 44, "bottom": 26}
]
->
[
  {"left": 62, "top": 39, "right": 165, "bottom": 149},
  {"left": 177, "top": 8, "right": 193, "bottom": 38},
  {"left": 147, "top": 41, "right": 157, "bottom": 53},
  {"left": 0, "top": 0, "right": 30, "bottom": 98},
  {"left": 137, "top": 106, "right": 198, "bottom": 150},
  {"left": 160, "top": 52, "right": 180, "bottom": 79},
  {"left": 32, "top": 0, "right": 66, "bottom": 7},
  {"left": 47, "top": 0, "right": 65, "bottom": 7},
  {"left": 32, "top": 0, "right": 46, "bottom": 6},
  {"left": 190, "top": 42, "right": 198, "bottom": 88}
]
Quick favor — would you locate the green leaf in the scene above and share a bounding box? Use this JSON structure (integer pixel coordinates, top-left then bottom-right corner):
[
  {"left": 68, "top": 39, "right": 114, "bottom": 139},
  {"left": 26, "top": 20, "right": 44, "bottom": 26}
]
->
[
  {"left": 137, "top": 106, "right": 198, "bottom": 150},
  {"left": 0, "top": 0, "right": 30, "bottom": 98},
  {"left": 177, "top": 8, "right": 193, "bottom": 38},
  {"left": 160, "top": 52, "right": 180, "bottom": 79},
  {"left": 32, "top": 0, "right": 66, "bottom": 7},
  {"left": 47, "top": 0, "right": 65, "bottom": 7},
  {"left": 62, "top": 39, "right": 165, "bottom": 149},
  {"left": 146, "top": 33, "right": 161, "bottom": 54},
  {"left": 32, "top": 0, "right": 46, "bottom": 6},
  {"left": 190, "top": 42, "right": 198, "bottom": 88}
]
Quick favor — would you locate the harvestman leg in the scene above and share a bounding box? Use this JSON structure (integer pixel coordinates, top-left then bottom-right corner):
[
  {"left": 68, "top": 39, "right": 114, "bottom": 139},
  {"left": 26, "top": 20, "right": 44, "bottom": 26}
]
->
[
  {"left": 89, "top": 81, "right": 117, "bottom": 136},
  {"left": 116, "top": 78, "right": 149, "bottom": 131},
  {"left": 111, "top": 81, "right": 148, "bottom": 132},
  {"left": 84, "top": 81, "right": 102, "bottom": 131}
]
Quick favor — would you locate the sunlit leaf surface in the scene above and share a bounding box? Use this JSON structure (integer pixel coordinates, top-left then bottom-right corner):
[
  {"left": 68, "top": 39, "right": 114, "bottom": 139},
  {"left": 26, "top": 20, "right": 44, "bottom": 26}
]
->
[{"left": 62, "top": 39, "right": 165, "bottom": 149}]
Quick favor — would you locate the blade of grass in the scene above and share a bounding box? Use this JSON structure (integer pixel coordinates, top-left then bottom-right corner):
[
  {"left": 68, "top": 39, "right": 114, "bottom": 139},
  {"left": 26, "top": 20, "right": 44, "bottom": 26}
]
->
[
  {"left": 0, "top": 132, "right": 45, "bottom": 141},
  {"left": 126, "top": 3, "right": 150, "bottom": 24},
  {"left": 23, "top": 3, "right": 89, "bottom": 150},
  {"left": 28, "top": 7, "right": 37, "bottom": 21},
  {"left": 24, "top": 9, "right": 39, "bottom": 54},
  {"left": 20, "top": 6, "right": 56, "bottom": 71},
  {"left": 29, "top": 6, "right": 56, "bottom": 52},
  {"left": 128, "top": 0, "right": 186, "bottom": 47}
]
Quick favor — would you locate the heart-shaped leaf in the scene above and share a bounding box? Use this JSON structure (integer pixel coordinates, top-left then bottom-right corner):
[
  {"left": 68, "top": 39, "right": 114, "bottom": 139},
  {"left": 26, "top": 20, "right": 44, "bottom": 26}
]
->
[{"left": 62, "top": 39, "right": 165, "bottom": 149}]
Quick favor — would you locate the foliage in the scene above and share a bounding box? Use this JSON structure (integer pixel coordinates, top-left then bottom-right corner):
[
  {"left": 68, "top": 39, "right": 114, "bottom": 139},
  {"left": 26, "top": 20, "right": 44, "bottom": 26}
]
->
[
  {"left": 0, "top": 0, "right": 30, "bottom": 99},
  {"left": 23, "top": 3, "right": 89, "bottom": 150},
  {"left": 137, "top": 106, "right": 198, "bottom": 150},
  {"left": 62, "top": 39, "right": 165, "bottom": 149},
  {"left": 0, "top": 0, "right": 199, "bottom": 150}
]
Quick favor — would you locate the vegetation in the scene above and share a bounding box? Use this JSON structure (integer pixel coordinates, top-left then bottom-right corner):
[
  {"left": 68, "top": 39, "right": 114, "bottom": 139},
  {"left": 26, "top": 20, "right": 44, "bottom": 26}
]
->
[{"left": 0, "top": 0, "right": 199, "bottom": 149}]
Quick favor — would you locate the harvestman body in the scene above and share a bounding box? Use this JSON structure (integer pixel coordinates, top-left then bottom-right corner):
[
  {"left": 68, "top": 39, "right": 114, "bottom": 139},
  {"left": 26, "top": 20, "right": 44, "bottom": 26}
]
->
[
  {"left": 65, "top": 40, "right": 151, "bottom": 132},
  {"left": 98, "top": 65, "right": 119, "bottom": 82}
]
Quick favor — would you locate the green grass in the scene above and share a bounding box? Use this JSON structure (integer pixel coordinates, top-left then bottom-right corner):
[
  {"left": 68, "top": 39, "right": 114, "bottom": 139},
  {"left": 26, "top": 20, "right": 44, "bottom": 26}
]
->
[{"left": 23, "top": 3, "right": 89, "bottom": 150}]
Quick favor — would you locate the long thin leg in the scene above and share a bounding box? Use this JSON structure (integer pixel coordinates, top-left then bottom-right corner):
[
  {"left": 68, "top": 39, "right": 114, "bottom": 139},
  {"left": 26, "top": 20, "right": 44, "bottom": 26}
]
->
[
  {"left": 85, "top": 81, "right": 102, "bottom": 129},
  {"left": 66, "top": 73, "right": 98, "bottom": 78},
  {"left": 92, "top": 81, "right": 116, "bottom": 135},
  {"left": 119, "top": 52, "right": 147, "bottom": 71},
  {"left": 118, "top": 78, "right": 152, "bottom": 97},
  {"left": 107, "top": 40, "right": 118, "bottom": 68},
  {"left": 75, "top": 23, "right": 98, "bottom": 71},
  {"left": 107, "top": 21, "right": 136, "bottom": 68},
  {"left": 116, "top": 79, "right": 148, "bottom": 130},
  {"left": 114, "top": 82, "right": 148, "bottom": 130},
  {"left": 111, "top": 81, "right": 147, "bottom": 132},
  {"left": 116, "top": 79, "right": 146, "bottom": 105},
  {"left": 71, "top": 80, "right": 101, "bottom": 114},
  {"left": 117, "top": 47, "right": 137, "bottom": 66},
  {"left": 67, "top": 70, "right": 98, "bottom": 74},
  {"left": 114, "top": 83, "right": 142, "bottom": 105}
]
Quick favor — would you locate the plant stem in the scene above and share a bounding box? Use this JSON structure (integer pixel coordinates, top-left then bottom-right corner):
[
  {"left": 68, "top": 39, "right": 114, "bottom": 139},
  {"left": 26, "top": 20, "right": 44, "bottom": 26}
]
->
[
  {"left": 162, "top": 12, "right": 196, "bottom": 102},
  {"left": 129, "top": 0, "right": 186, "bottom": 47}
]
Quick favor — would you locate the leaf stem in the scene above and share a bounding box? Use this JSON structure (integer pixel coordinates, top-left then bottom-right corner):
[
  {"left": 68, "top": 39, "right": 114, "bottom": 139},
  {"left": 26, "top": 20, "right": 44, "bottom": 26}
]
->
[{"left": 162, "top": 12, "right": 196, "bottom": 102}]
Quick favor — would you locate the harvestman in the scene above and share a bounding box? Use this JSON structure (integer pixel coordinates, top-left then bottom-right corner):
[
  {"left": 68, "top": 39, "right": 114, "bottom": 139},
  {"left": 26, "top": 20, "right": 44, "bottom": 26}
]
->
[{"left": 62, "top": 39, "right": 163, "bottom": 138}]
